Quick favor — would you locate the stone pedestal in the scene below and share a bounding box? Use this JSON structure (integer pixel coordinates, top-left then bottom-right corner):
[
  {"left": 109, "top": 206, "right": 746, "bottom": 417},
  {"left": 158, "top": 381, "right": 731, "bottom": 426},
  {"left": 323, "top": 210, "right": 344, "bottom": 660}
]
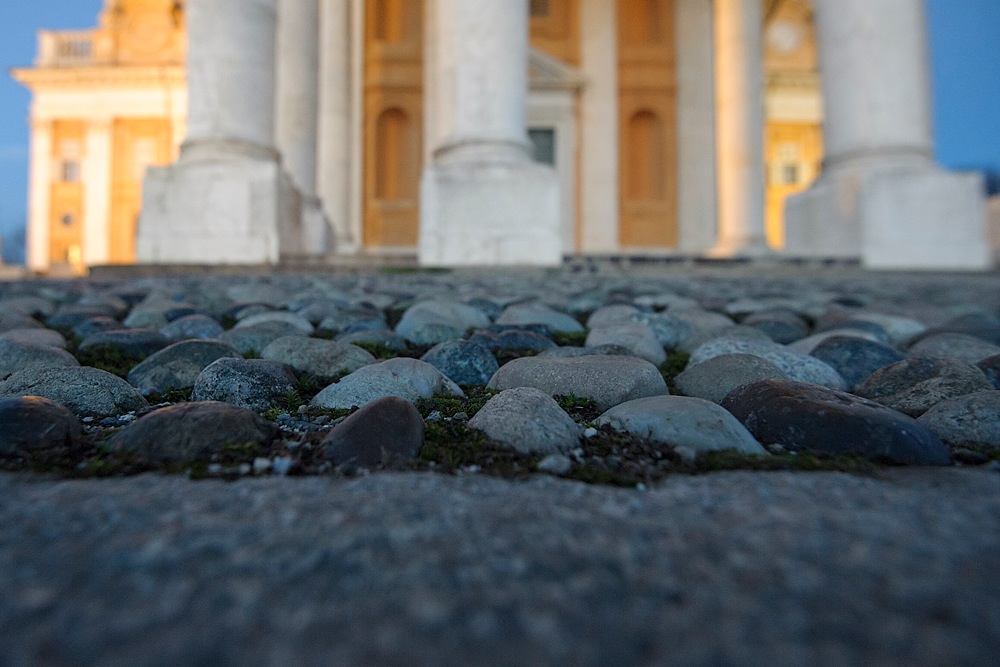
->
[
  {"left": 419, "top": 0, "right": 561, "bottom": 266},
  {"left": 786, "top": 0, "right": 989, "bottom": 270},
  {"left": 137, "top": 0, "right": 301, "bottom": 265},
  {"left": 139, "top": 159, "right": 298, "bottom": 264}
]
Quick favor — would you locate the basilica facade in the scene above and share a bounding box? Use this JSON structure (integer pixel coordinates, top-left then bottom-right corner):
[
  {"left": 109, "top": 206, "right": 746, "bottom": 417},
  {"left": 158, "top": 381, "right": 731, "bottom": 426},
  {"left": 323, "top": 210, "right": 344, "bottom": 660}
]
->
[{"left": 14, "top": 0, "right": 989, "bottom": 272}]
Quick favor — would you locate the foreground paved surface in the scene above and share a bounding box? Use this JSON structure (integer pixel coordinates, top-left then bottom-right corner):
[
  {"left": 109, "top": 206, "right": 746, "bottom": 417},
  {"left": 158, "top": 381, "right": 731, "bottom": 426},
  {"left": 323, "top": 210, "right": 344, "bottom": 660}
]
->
[{"left": 2, "top": 469, "right": 999, "bottom": 666}]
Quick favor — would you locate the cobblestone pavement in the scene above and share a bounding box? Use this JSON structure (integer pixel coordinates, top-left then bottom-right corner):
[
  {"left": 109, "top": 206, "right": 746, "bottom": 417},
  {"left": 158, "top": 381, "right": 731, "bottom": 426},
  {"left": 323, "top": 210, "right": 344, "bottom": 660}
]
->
[{"left": 3, "top": 265, "right": 1000, "bottom": 665}]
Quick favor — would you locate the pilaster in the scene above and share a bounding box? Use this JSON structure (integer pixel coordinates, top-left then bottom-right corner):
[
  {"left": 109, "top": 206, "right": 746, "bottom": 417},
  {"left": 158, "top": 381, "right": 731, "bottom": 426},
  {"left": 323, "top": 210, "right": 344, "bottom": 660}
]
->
[
  {"left": 710, "top": 0, "right": 769, "bottom": 256},
  {"left": 317, "top": 0, "right": 354, "bottom": 250},
  {"left": 82, "top": 118, "right": 113, "bottom": 266},
  {"left": 578, "top": 0, "right": 619, "bottom": 253},
  {"left": 26, "top": 119, "right": 53, "bottom": 272}
]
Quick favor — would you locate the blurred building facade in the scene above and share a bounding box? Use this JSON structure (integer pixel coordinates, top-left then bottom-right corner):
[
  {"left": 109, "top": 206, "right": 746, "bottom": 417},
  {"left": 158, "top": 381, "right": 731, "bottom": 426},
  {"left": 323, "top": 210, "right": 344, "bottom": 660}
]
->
[{"left": 13, "top": 0, "right": 988, "bottom": 271}]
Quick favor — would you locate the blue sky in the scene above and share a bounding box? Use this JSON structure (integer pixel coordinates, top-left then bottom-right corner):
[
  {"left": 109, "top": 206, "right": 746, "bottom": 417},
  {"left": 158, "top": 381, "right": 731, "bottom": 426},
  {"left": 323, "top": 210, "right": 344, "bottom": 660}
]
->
[{"left": 2, "top": 1, "right": 999, "bottom": 258}]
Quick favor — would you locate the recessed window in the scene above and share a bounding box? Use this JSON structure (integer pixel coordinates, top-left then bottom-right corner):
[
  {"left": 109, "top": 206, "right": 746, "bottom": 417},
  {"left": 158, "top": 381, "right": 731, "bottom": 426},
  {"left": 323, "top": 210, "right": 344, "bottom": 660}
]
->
[
  {"left": 530, "top": 0, "right": 551, "bottom": 18},
  {"left": 528, "top": 128, "right": 556, "bottom": 166},
  {"left": 61, "top": 160, "right": 80, "bottom": 183},
  {"left": 782, "top": 164, "right": 800, "bottom": 185}
]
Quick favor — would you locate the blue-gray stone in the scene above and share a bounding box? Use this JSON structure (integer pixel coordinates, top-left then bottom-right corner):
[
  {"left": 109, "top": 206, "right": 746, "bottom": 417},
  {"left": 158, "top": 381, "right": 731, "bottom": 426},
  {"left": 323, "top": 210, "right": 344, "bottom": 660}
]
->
[
  {"left": 127, "top": 340, "right": 242, "bottom": 396},
  {"left": 855, "top": 357, "right": 994, "bottom": 417},
  {"left": 468, "top": 329, "right": 556, "bottom": 353},
  {"left": 79, "top": 329, "right": 169, "bottom": 358},
  {"left": 160, "top": 314, "right": 224, "bottom": 342},
  {"left": 421, "top": 340, "right": 499, "bottom": 386},
  {"left": 809, "top": 336, "right": 905, "bottom": 390},
  {"left": 192, "top": 358, "right": 297, "bottom": 411}
]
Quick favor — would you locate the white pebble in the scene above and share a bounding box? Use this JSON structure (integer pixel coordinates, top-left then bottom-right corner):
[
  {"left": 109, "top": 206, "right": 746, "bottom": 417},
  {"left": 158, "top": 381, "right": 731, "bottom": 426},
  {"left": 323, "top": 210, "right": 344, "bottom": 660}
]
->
[
  {"left": 537, "top": 454, "right": 572, "bottom": 475},
  {"left": 674, "top": 446, "right": 697, "bottom": 465},
  {"left": 583, "top": 427, "right": 598, "bottom": 438},
  {"left": 272, "top": 457, "right": 293, "bottom": 476},
  {"left": 253, "top": 458, "right": 272, "bottom": 475}
]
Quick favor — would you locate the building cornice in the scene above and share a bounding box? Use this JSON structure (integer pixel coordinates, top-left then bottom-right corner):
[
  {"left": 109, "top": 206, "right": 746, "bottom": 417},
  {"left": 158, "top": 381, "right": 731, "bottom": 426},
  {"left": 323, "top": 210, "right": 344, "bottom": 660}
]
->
[{"left": 11, "top": 66, "right": 185, "bottom": 90}]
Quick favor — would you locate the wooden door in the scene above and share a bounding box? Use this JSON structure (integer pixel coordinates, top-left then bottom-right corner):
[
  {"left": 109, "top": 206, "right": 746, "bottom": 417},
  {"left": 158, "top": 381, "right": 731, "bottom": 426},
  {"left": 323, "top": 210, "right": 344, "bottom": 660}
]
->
[
  {"left": 363, "top": 0, "right": 424, "bottom": 248},
  {"left": 617, "top": 0, "right": 678, "bottom": 248}
]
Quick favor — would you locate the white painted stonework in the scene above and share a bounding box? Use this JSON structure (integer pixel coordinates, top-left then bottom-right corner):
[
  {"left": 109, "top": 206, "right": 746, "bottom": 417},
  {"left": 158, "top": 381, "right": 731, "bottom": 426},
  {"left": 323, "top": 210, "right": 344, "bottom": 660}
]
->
[
  {"left": 138, "top": 160, "right": 299, "bottom": 264},
  {"left": 786, "top": 0, "right": 988, "bottom": 270},
  {"left": 137, "top": 0, "right": 303, "bottom": 265},
  {"left": 419, "top": 0, "right": 561, "bottom": 266}
]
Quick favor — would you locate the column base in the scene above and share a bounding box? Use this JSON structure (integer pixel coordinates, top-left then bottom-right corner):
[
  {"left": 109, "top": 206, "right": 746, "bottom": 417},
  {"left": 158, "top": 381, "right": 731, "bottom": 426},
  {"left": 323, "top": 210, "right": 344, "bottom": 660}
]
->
[
  {"left": 704, "top": 238, "right": 774, "bottom": 259},
  {"left": 418, "top": 160, "right": 562, "bottom": 266},
  {"left": 786, "top": 165, "right": 990, "bottom": 270},
  {"left": 297, "top": 196, "right": 335, "bottom": 258},
  {"left": 862, "top": 169, "right": 990, "bottom": 271},
  {"left": 137, "top": 156, "right": 300, "bottom": 265},
  {"left": 784, "top": 172, "right": 863, "bottom": 259}
]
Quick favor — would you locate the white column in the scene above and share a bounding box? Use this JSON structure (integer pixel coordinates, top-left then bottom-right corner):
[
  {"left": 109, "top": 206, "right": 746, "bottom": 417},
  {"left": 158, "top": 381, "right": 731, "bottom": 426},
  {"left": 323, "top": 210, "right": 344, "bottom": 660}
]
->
[
  {"left": 183, "top": 0, "right": 279, "bottom": 159},
  {"left": 711, "top": 0, "right": 769, "bottom": 256},
  {"left": 138, "top": 0, "right": 301, "bottom": 265},
  {"left": 82, "top": 118, "right": 112, "bottom": 266},
  {"left": 276, "top": 0, "right": 333, "bottom": 256},
  {"left": 420, "top": 0, "right": 561, "bottom": 266},
  {"left": 26, "top": 119, "right": 53, "bottom": 272},
  {"left": 675, "top": 0, "right": 718, "bottom": 253},
  {"left": 317, "top": 0, "right": 354, "bottom": 250},
  {"left": 578, "top": 0, "right": 619, "bottom": 253},
  {"left": 786, "top": 0, "right": 988, "bottom": 270}
]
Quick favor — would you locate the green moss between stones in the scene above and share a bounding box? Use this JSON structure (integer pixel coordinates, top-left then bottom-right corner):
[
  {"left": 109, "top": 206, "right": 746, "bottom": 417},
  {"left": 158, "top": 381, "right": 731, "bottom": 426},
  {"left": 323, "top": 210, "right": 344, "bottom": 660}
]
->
[
  {"left": 146, "top": 387, "right": 194, "bottom": 404},
  {"left": 552, "top": 330, "right": 588, "bottom": 347},
  {"left": 563, "top": 465, "right": 641, "bottom": 488},
  {"left": 301, "top": 405, "right": 356, "bottom": 421},
  {"left": 692, "top": 449, "right": 877, "bottom": 474},
  {"left": 351, "top": 341, "right": 403, "bottom": 359},
  {"left": 216, "top": 441, "right": 263, "bottom": 465},
  {"left": 495, "top": 348, "right": 540, "bottom": 366},
  {"left": 659, "top": 351, "right": 690, "bottom": 393},
  {"left": 415, "top": 387, "right": 497, "bottom": 419},
  {"left": 418, "top": 419, "right": 538, "bottom": 478},
  {"left": 74, "top": 345, "right": 146, "bottom": 379},
  {"left": 554, "top": 394, "right": 602, "bottom": 423}
]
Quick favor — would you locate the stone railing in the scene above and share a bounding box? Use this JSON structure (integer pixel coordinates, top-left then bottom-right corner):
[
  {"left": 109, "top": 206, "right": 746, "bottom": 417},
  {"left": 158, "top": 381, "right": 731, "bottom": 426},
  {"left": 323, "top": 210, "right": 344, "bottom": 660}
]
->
[{"left": 37, "top": 30, "right": 101, "bottom": 67}]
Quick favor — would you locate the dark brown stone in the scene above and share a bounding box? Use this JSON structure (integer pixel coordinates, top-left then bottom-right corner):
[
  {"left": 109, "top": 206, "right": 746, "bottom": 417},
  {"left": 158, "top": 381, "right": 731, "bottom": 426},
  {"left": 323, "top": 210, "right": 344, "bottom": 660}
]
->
[
  {"left": 321, "top": 397, "right": 424, "bottom": 467},
  {"left": 111, "top": 401, "right": 279, "bottom": 463},
  {"left": 721, "top": 379, "right": 951, "bottom": 465},
  {"left": 0, "top": 396, "right": 82, "bottom": 454}
]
